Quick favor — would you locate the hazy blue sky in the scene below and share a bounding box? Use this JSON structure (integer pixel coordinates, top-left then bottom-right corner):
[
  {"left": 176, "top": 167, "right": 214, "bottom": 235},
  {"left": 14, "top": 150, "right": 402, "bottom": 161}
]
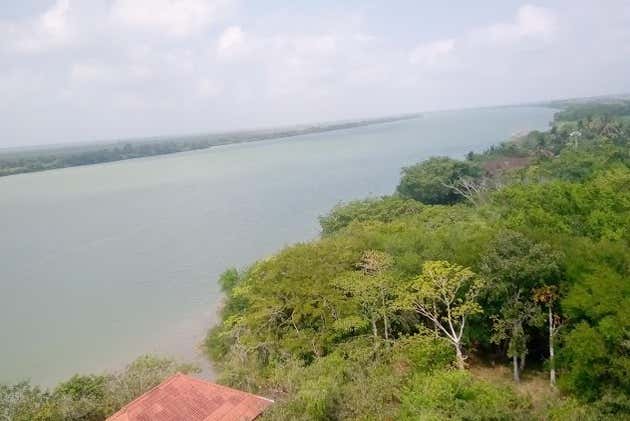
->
[{"left": 1, "top": 1, "right": 629, "bottom": 147}]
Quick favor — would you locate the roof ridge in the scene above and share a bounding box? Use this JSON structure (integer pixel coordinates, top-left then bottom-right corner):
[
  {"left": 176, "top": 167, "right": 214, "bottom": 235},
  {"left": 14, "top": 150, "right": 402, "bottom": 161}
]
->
[
  {"left": 181, "top": 373, "right": 274, "bottom": 403},
  {"left": 107, "top": 372, "right": 185, "bottom": 418}
]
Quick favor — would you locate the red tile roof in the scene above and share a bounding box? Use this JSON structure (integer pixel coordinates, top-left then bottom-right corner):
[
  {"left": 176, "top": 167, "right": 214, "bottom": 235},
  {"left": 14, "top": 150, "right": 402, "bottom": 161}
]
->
[{"left": 106, "top": 373, "right": 273, "bottom": 421}]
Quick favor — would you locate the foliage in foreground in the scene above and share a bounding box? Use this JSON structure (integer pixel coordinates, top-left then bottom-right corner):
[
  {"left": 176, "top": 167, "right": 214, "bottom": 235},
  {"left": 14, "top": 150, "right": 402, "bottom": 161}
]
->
[
  {"left": 0, "top": 355, "right": 198, "bottom": 421},
  {"left": 400, "top": 369, "right": 532, "bottom": 420}
]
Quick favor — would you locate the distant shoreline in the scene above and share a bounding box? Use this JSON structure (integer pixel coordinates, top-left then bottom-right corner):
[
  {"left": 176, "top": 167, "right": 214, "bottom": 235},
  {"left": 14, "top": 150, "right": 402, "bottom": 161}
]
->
[
  {"left": 0, "top": 113, "right": 422, "bottom": 178},
  {"left": 3, "top": 92, "right": 629, "bottom": 178}
]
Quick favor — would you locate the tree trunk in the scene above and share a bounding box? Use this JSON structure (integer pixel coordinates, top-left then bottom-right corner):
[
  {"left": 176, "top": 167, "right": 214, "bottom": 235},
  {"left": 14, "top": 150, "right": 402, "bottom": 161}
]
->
[
  {"left": 381, "top": 292, "right": 389, "bottom": 342},
  {"left": 519, "top": 353, "right": 526, "bottom": 372},
  {"left": 454, "top": 342, "right": 465, "bottom": 370},
  {"left": 513, "top": 355, "right": 520, "bottom": 383},
  {"left": 383, "top": 314, "right": 389, "bottom": 341},
  {"left": 371, "top": 316, "right": 378, "bottom": 346},
  {"left": 549, "top": 307, "right": 556, "bottom": 387}
]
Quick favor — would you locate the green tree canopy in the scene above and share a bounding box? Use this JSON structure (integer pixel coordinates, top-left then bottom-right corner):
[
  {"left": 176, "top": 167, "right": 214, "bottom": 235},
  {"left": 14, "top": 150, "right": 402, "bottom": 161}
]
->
[
  {"left": 397, "top": 260, "right": 485, "bottom": 369},
  {"left": 397, "top": 157, "right": 482, "bottom": 204},
  {"left": 319, "top": 196, "right": 423, "bottom": 235}
]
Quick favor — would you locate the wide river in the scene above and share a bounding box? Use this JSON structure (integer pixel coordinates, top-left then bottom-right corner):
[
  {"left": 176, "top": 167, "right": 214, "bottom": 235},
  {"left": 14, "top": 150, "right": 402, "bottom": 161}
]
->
[{"left": 0, "top": 106, "right": 555, "bottom": 386}]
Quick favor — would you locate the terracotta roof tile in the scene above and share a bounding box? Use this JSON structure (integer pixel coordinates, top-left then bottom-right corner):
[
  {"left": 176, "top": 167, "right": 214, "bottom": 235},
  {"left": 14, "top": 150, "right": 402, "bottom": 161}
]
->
[{"left": 107, "top": 373, "right": 273, "bottom": 421}]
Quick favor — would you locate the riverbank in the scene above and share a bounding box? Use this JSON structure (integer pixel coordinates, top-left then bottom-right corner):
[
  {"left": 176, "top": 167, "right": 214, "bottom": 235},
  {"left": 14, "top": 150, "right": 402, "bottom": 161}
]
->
[
  {"left": 0, "top": 113, "right": 422, "bottom": 177},
  {"left": 0, "top": 106, "right": 555, "bottom": 387}
]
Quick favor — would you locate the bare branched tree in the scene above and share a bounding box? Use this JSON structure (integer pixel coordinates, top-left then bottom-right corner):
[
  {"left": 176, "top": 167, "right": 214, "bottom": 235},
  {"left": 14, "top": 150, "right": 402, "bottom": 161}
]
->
[{"left": 442, "top": 177, "right": 497, "bottom": 207}]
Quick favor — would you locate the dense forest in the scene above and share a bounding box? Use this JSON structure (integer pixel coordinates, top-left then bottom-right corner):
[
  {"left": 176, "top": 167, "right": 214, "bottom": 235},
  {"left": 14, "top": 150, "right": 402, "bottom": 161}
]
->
[
  {"left": 205, "top": 101, "right": 630, "bottom": 420},
  {"left": 0, "top": 113, "right": 421, "bottom": 177},
  {"left": 2, "top": 101, "right": 628, "bottom": 420}
]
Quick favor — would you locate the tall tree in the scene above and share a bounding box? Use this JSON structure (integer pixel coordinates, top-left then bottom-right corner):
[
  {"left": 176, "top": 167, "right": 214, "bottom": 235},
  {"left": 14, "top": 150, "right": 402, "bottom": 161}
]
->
[
  {"left": 480, "top": 230, "right": 562, "bottom": 373},
  {"left": 398, "top": 260, "right": 485, "bottom": 369},
  {"left": 490, "top": 292, "right": 542, "bottom": 382},
  {"left": 334, "top": 250, "right": 397, "bottom": 347},
  {"left": 533, "top": 285, "right": 561, "bottom": 387}
]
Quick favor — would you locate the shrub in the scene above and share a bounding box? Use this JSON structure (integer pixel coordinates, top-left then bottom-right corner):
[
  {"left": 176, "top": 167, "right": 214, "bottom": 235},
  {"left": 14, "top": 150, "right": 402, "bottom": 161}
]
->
[{"left": 399, "top": 369, "right": 532, "bottom": 420}]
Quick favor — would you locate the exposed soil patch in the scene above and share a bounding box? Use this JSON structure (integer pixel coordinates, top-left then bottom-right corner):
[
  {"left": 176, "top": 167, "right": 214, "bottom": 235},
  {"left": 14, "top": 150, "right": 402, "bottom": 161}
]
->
[{"left": 483, "top": 156, "right": 531, "bottom": 175}]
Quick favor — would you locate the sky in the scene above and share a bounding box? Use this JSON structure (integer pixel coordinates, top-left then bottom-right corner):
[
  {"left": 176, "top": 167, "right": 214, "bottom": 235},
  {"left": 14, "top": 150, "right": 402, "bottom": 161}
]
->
[{"left": 1, "top": 1, "right": 629, "bottom": 147}]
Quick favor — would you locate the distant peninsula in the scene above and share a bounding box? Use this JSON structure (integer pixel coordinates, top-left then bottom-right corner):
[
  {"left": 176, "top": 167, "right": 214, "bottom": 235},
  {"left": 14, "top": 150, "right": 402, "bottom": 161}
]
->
[{"left": 0, "top": 113, "right": 422, "bottom": 177}]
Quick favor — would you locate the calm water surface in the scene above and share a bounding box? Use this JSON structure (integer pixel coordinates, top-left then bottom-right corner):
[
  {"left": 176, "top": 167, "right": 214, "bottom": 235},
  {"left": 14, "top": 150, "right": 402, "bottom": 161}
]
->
[{"left": 0, "top": 107, "right": 555, "bottom": 385}]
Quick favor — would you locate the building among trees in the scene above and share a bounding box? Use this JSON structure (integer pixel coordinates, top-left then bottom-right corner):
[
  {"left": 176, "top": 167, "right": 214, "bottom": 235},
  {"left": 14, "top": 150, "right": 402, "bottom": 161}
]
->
[{"left": 106, "top": 373, "right": 273, "bottom": 421}]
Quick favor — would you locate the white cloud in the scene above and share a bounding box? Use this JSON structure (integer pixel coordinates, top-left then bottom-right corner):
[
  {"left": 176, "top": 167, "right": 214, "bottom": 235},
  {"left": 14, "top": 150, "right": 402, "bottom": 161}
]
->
[
  {"left": 409, "top": 39, "right": 455, "bottom": 66},
  {"left": 408, "top": 5, "right": 557, "bottom": 70},
  {"left": 40, "top": 0, "right": 71, "bottom": 36},
  {"left": 1, "top": 1, "right": 629, "bottom": 147},
  {"left": 473, "top": 4, "right": 557, "bottom": 45},
  {"left": 255, "top": 33, "right": 341, "bottom": 98},
  {"left": 0, "top": 0, "right": 73, "bottom": 53},
  {"left": 216, "top": 26, "right": 246, "bottom": 59},
  {"left": 111, "top": 0, "right": 231, "bottom": 37}
]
